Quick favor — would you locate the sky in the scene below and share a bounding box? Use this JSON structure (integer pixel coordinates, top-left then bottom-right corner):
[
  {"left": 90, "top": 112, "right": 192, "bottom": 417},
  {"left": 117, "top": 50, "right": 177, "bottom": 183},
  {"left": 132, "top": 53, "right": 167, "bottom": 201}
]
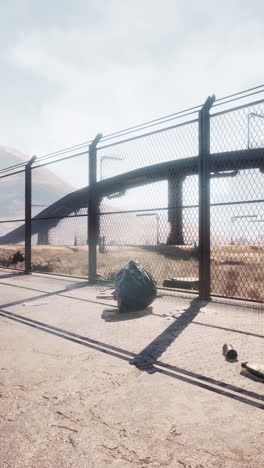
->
[
  {"left": 0, "top": 0, "right": 263, "bottom": 159},
  {"left": 0, "top": 0, "right": 263, "bottom": 247}
]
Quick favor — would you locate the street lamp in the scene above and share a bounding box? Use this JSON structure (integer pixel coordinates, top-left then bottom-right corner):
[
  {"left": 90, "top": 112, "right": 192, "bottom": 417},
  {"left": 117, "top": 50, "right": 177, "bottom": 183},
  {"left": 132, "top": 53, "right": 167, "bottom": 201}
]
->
[
  {"left": 231, "top": 215, "right": 257, "bottom": 244},
  {"left": 247, "top": 112, "right": 264, "bottom": 149},
  {"left": 99, "top": 156, "right": 123, "bottom": 180},
  {"left": 136, "top": 213, "right": 160, "bottom": 245}
]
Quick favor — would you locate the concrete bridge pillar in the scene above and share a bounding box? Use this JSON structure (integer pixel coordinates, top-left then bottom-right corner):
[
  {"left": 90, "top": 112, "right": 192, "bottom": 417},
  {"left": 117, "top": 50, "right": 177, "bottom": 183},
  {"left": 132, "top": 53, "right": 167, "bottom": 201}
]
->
[
  {"left": 96, "top": 200, "right": 101, "bottom": 246},
  {"left": 167, "top": 174, "right": 185, "bottom": 245},
  {"left": 37, "top": 227, "right": 49, "bottom": 245}
]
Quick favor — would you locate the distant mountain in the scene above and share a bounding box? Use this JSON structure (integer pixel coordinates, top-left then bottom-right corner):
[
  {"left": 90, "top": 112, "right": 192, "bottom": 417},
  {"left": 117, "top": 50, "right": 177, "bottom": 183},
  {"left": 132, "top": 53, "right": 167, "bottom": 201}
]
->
[
  {"left": 0, "top": 146, "right": 72, "bottom": 235},
  {"left": 0, "top": 145, "right": 29, "bottom": 169}
]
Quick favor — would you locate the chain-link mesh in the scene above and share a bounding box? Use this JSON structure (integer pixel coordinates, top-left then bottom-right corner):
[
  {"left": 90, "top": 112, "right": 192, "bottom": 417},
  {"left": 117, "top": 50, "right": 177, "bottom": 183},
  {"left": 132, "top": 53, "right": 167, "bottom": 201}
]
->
[
  {"left": 0, "top": 91, "right": 263, "bottom": 303},
  {"left": 210, "top": 99, "right": 264, "bottom": 301},
  {"left": 0, "top": 170, "right": 25, "bottom": 221},
  {"left": 0, "top": 170, "right": 25, "bottom": 271},
  {"left": 97, "top": 119, "right": 199, "bottom": 292},
  {"left": 98, "top": 210, "right": 198, "bottom": 287},
  {"left": 31, "top": 215, "right": 88, "bottom": 276},
  {"left": 211, "top": 101, "right": 264, "bottom": 153},
  {"left": 97, "top": 119, "right": 198, "bottom": 181},
  {"left": 0, "top": 220, "right": 25, "bottom": 271},
  {"left": 31, "top": 153, "right": 89, "bottom": 276}
]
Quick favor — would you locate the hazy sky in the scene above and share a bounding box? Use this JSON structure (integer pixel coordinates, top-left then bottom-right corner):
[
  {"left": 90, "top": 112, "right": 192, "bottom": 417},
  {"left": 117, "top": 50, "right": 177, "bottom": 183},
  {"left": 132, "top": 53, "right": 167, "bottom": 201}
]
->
[{"left": 0, "top": 0, "right": 263, "bottom": 158}]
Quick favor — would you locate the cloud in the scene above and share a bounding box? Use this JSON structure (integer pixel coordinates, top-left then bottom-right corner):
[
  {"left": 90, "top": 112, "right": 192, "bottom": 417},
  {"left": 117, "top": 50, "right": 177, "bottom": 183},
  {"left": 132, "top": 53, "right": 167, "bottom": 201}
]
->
[{"left": 0, "top": 0, "right": 263, "bottom": 158}]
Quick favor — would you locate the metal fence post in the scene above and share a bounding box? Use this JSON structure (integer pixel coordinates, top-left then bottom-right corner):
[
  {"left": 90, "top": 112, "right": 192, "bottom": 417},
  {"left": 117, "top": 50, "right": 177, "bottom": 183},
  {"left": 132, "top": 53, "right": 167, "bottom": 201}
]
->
[
  {"left": 25, "top": 156, "right": 37, "bottom": 274},
  {"left": 88, "top": 133, "right": 102, "bottom": 283},
  {"left": 198, "top": 95, "right": 215, "bottom": 300}
]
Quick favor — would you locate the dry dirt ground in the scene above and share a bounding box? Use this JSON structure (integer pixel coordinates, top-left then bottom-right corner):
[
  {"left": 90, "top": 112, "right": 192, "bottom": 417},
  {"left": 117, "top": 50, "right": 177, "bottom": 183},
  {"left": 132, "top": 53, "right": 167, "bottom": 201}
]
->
[
  {"left": 0, "top": 243, "right": 264, "bottom": 301},
  {"left": 0, "top": 270, "right": 263, "bottom": 468}
]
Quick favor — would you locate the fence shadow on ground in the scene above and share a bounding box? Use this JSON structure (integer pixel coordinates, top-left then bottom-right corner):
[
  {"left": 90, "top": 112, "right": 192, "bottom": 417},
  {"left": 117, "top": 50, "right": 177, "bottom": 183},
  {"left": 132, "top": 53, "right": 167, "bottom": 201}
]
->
[
  {"left": 0, "top": 271, "right": 25, "bottom": 280},
  {"left": 0, "top": 306, "right": 263, "bottom": 409},
  {"left": 130, "top": 298, "right": 205, "bottom": 369},
  {"left": 0, "top": 278, "right": 118, "bottom": 309}
]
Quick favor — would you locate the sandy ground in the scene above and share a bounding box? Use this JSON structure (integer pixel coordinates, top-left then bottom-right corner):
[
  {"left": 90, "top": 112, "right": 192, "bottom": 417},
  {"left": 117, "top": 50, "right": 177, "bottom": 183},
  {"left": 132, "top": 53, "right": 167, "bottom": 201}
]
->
[
  {"left": 1, "top": 243, "right": 264, "bottom": 301},
  {"left": 0, "top": 271, "right": 263, "bottom": 467}
]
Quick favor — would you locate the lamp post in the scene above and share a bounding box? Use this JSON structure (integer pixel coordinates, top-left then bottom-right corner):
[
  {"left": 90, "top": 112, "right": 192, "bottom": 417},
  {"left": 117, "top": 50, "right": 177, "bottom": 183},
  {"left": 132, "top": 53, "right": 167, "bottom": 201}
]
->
[
  {"left": 99, "top": 156, "right": 123, "bottom": 180},
  {"left": 247, "top": 112, "right": 264, "bottom": 149},
  {"left": 136, "top": 213, "right": 160, "bottom": 245},
  {"left": 231, "top": 215, "right": 257, "bottom": 244}
]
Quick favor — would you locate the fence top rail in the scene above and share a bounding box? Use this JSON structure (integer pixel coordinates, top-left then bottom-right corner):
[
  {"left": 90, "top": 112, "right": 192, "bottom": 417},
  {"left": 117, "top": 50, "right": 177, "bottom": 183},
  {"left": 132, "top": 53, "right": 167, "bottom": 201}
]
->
[
  {"left": 34, "top": 84, "right": 264, "bottom": 163},
  {"left": 97, "top": 117, "right": 199, "bottom": 151},
  {"left": 32, "top": 149, "right": 89, "bottom": 170},
  {"left": 0, "top": 84, "right": 263, "bottom": 174},
  {"left": 214, "top": 84, "right": 264, "bottom": 104},
  {"left": 0, "top": 168, "right": 25, "bottom": 179},
  {"left": 212, "top": 88, "right": 264, "bottom": 110},
  {"left": 35, "top": 84, "right": 263, "bottom": 161},
  {"left": 211, "top": 96, "right": 264, "bottom": 118}
]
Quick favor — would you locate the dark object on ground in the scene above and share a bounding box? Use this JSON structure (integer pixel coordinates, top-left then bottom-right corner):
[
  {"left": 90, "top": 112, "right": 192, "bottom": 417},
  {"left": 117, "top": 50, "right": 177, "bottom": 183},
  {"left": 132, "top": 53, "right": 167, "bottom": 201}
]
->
[
  {"left": 223, "top": 344, "right": 238, "bottom": 360},
  {"left": 220, "top": 260, "right": 245, "bottom": 266},
  {"left": 114, "top": 260, "right": 157, "bottom": 312},
  {"left": 241, "top": 362, "right": 264, "bottom": 379},
  {"left": 12, "top": 250, "right": 25, "bottom": 265},
  {"left": 163, "top": 277, "right": 199, "bottom": 290}
]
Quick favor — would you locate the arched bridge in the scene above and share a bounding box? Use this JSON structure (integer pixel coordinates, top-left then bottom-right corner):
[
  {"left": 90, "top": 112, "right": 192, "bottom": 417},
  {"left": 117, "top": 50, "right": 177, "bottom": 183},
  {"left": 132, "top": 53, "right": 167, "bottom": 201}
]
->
[{"left": 1, "top": 147, "right": 263, "bottom": 245}]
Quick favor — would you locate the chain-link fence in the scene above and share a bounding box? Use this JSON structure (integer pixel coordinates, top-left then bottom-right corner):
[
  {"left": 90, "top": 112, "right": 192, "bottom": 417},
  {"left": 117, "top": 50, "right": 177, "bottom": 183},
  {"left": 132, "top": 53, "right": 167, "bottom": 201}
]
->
[
  {"left": 0, "top": 167, "right": 25, "bottom": 271},
  {"left": 210, "top": 97, "right": 264, "bottom": 301},
  {"left": 30, "top": 152, "right": 89, "bottom": 276},
  {"left": 96, "top": 118, "right": 200, "bottom": 292},
  {"left": 0, "top": 86, "right": 263, "bottom": 303}
]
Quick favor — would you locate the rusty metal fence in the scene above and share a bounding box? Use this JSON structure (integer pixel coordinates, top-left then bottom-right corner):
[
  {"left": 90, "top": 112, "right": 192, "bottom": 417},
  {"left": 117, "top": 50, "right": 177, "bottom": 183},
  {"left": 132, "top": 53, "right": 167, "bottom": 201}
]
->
[{"left": 0, "top": 85, "right": 263, "bottom": 303}]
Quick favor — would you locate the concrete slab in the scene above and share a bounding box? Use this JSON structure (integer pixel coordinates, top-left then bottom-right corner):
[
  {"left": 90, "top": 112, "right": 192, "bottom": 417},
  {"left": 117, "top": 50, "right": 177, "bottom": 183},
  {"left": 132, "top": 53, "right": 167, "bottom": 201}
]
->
[{"left": 0, "top": 270, "right": 263, "bottom": 467}]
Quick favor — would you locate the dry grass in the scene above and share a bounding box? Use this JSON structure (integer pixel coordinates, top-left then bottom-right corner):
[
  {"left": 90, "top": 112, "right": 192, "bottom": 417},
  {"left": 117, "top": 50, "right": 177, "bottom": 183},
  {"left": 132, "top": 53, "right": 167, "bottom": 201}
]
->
[
  {"left": 0, "top": 243, "right": 263, "bottom": 301},
  {"left": 211, "top": 244, "right": 264, "bottom": 300}
]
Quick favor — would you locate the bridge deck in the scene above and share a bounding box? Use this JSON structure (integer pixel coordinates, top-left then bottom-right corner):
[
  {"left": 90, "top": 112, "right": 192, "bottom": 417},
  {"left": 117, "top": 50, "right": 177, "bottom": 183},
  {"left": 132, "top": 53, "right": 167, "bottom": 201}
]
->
[{"left": 1, "top": 147, "right": 263, "bottom": 244}]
